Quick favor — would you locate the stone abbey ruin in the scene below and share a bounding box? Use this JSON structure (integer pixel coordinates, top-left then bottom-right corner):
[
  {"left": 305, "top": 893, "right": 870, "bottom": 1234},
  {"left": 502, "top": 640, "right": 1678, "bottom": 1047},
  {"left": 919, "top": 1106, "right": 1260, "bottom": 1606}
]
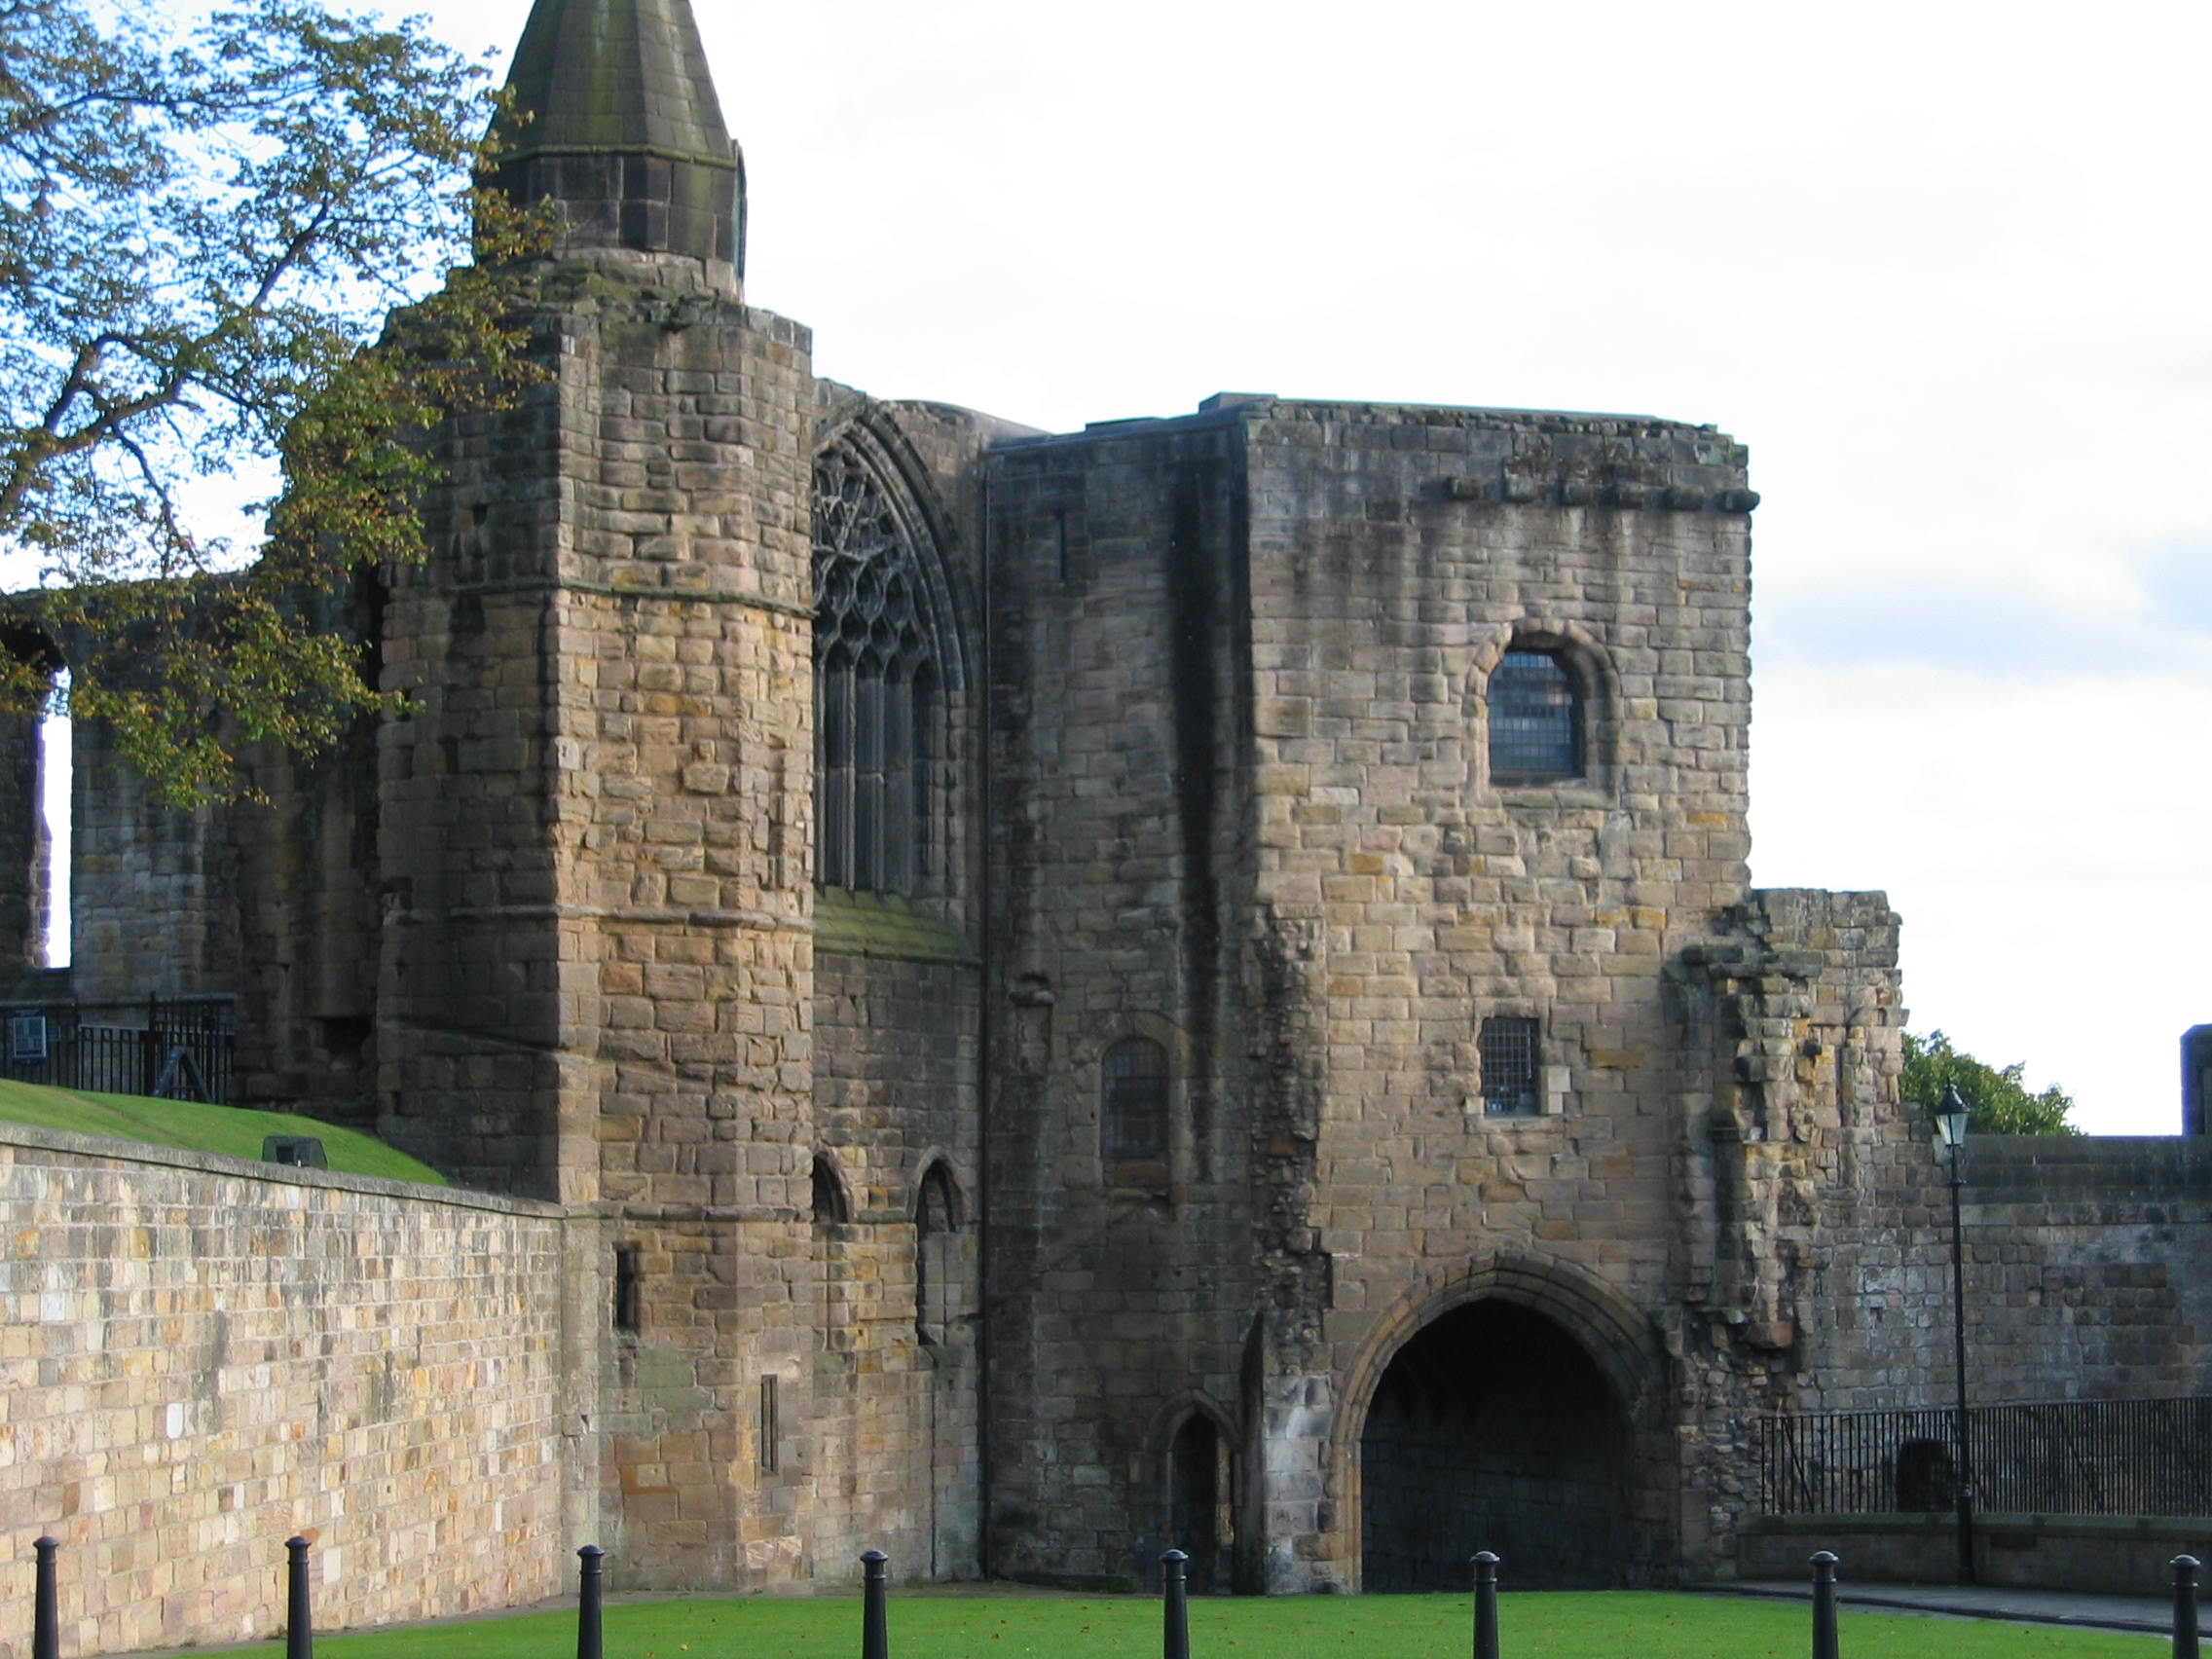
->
[{"left": 4, "top": 0, "right": 2208, "bottom": 1646}]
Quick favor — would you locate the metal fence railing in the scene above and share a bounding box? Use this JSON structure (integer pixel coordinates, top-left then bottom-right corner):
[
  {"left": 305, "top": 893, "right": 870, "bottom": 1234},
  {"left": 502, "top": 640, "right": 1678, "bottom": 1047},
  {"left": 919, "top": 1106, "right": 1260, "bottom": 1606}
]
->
[
  {"left": 1760, "top": 1396, "right": 2212, "bottom": 1518},
  {"left": 0, "top": 995, "right": 235, "bottom": 1104}
]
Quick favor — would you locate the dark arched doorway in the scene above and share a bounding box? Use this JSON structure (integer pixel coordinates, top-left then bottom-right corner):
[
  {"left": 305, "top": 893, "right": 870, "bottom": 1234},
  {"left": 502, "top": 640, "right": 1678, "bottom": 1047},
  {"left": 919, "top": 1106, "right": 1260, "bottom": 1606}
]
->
[
  {"left": 1166, "top": 1413, "right": 1230, "bottom": 1594},
  {"left": 1359, "top": 1299, "right": 1630, "bottom": 1590}
]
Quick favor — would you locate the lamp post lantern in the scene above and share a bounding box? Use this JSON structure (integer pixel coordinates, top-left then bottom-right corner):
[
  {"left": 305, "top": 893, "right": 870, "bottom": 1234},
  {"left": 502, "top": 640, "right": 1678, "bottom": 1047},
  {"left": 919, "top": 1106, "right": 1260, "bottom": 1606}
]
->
[{"left": 1934, "top": 1083, "right": 1974, "bottom": 1585}]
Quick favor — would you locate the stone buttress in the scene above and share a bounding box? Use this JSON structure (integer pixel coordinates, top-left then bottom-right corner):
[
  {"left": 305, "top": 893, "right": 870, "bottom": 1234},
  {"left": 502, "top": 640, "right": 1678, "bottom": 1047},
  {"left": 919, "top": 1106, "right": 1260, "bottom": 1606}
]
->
[{"left": 377, "top": 0, "right": 819, "bottom": 1584}]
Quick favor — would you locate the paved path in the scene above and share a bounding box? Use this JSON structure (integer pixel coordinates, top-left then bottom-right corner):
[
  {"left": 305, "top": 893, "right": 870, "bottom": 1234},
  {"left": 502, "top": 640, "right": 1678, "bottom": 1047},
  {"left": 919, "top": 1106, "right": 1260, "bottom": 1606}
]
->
[{"left": 1698, "top": 1579, "right": 2177, "bottom": 1637}]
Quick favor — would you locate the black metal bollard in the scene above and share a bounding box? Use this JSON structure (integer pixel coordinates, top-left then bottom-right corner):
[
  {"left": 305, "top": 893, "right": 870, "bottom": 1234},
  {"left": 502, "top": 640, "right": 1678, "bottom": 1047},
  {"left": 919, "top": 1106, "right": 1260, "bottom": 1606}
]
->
[
  {"left": 2173, "top": 1555, "right": 2201, "bottom": 1659},
  {"left": 1471, "top": 1552, "right": 1500, "bottom": 1659},
  {"left": 862, "top": 1549, "right": 890, "bottom": 1659},
  {"left": 1161, "top": 1550, "right": 1191, "bottom": 1659},
  {"left": 576, "top": 1545, "right": 605, "bottom": 1659},
  {"left": 284, "top": 1536, "right": 313, "bottom": 1659},
  {"left": 33, "top": 1536, "right": 59, "bottom": 1659},
  {"left": 1810, "top": 1551, "right": 1840, "bottom": 1659}
]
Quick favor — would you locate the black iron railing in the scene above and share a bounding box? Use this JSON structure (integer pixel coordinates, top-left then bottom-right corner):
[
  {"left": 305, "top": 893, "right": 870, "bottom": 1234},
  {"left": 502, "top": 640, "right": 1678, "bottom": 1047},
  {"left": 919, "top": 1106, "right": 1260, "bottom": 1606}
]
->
[
  {"left": 0, "top": 995, "right": 235, "bottom": 1104},
  {"left": 1761, "top": 1395, "right": 2212, "bottom": 1518}
]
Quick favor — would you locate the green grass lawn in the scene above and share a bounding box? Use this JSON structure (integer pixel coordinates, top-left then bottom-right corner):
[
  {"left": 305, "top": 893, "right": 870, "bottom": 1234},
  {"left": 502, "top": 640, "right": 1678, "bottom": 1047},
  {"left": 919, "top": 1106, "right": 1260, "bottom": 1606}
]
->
[
  {"left": 0, "top": 1076, "right": 445, "bottom": 1185},
  {"left": 202, "top": 1592, "right": 2158, "bottom": 1659}
]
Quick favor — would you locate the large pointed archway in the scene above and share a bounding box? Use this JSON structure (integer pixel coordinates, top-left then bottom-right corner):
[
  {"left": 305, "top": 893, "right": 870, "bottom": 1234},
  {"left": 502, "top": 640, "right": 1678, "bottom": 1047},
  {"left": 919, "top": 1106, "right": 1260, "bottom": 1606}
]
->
[{"left": 1358, "top": 1298, "right": 1632, "bottom": 1590}]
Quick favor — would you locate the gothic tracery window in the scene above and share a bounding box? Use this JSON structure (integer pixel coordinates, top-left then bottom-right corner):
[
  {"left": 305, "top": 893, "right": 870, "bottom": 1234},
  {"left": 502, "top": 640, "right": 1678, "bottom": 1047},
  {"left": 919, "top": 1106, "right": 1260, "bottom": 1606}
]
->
[{"left": 814, "top": 443, "right": 940, "bottom": 894}]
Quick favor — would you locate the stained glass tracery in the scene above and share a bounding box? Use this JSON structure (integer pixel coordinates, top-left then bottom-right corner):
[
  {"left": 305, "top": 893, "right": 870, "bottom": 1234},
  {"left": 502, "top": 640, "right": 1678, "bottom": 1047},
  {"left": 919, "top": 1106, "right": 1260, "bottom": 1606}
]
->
[{"left": 813, "top": 444, "right": 938, "bottom": 894}]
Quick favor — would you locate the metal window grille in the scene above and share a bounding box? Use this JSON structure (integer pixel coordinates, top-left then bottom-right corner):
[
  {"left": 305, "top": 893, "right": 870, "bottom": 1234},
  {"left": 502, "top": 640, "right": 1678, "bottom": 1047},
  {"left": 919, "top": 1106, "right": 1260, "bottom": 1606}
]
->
[
  {"left": 1479, "top": 1016, "right": 1541, "bottom": 1116},
  {"left": 1489, "top": 649, "right": 1579, "bottom": 781},
  {"left": 813, "top": 444, "right": 942, "bottom": 895},
  {"left": 10, "top": 1012, "right": 46, "bottom": 1062},
  {"left": 1102, "top": 1037, "right": 1169, "bottom": 1170}
]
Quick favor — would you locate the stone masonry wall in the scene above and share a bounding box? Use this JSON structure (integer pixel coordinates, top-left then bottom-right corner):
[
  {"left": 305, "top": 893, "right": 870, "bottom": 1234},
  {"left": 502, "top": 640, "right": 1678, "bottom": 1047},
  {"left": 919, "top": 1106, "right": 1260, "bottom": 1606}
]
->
[
  {"left": 1235, "top": 401, "right": 1758, "bottom": 1589},
  {"left": 0, "top": 706, "right": 48, "bottom": 973},
  {"left": 812, "top": 951, "right": 982, "bottom": 1579},
  {"left": 0, "top": 1124, "right": 582, "bottom": 1659},
  {"left": 68, "top": 717, "right": 235, "bottom": 1008},
  {"left": 427, "top": 250, "right": 826, "bottom": 1589},
  {"left": 983, "top": 410, "right": 1264, "bottom": 1589}
]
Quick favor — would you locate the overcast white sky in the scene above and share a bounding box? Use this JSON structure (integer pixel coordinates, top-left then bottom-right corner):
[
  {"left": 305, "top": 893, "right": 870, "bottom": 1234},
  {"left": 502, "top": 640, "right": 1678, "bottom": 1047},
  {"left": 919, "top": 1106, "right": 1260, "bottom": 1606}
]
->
[{"left": 151, "top": 0, "right": 2212, "bottom": 1129}]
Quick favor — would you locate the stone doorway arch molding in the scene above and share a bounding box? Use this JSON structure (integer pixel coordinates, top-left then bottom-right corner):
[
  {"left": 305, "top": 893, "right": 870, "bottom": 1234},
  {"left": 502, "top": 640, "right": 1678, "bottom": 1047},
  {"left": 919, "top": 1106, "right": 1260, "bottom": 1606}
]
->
[{"left": 1327, "top": 1250, "right": 1673, "bottom": 1592}]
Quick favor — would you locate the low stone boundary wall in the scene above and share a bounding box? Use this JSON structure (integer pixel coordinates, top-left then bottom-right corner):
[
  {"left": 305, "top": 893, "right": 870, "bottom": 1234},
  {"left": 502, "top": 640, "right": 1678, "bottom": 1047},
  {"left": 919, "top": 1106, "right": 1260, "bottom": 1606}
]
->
[
  {"left": 0, "top": 1124, "right": 584, "bottom": 1658},
  {"left": 1741, "top": 1512, "right": 2212, "bottom": 1596}
]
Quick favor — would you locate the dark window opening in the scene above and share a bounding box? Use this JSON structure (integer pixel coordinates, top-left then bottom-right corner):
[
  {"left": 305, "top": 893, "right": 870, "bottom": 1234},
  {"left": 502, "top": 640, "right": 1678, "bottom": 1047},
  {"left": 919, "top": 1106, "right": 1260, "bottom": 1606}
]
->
[
  {"left": 759, "top": 1374, "right": 780, "bottom": 1474},
  {"left": 1895, "top": 1439, "right": 1957, "bottom": 1511},
  {"left": 1489, "top": 649, "right": 1580, "bottom": 783},
  {"left": 1479, "top": 1016, "right": 1541, "bottom": 1117},
  {"left": 812, "top": 1153, "right": 850, "bottom": 1227},
  {"left": 1103, "top": 1037, "right": 1169, "bottom": 1186},
  {"left": 813, "top": 444, "right": 943, "bottom": 896},
  {"left": 317, "top": 1014, "right": 373, "bottom": 1068},
  {"left": 613, "top": 1244, "right": 642, "bottom": 1335}
]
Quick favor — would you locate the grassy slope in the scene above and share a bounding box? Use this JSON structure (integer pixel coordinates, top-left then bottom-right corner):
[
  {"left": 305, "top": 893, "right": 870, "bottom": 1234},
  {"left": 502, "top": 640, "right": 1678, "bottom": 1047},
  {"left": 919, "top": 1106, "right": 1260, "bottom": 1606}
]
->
[
  {"left": 0, "top": 1076, "right": 446, "bottom": 1186},
  {"left": 218, "top": 1592, "right": 2157, "bottom": 1659}
]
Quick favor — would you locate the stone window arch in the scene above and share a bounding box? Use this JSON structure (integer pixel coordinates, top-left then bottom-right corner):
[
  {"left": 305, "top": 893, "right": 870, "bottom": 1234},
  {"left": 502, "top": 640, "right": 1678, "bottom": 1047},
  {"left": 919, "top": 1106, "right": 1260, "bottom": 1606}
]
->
[
  {"left": 1472, "top": 623, "right": 1618, "bottom": 797},
  {"left": 812, "top": 439, "right": 952, "bottom": 895},
  {"left": 914, "top": 1159, "right": 962, "bottom": 1344},
  {"left": 1488, "top": 649, "right": 1580, "bottom": 782},
  {"left": 811, "top": 1149, "right": 852, "bottom": 1226}
]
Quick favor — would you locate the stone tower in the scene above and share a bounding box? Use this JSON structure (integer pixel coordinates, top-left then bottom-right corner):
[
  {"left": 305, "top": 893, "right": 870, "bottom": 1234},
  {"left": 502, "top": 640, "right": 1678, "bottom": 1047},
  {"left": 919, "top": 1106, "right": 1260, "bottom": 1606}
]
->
[{"left": 377, "top": 0, "right": 821, "bottom": 1579}]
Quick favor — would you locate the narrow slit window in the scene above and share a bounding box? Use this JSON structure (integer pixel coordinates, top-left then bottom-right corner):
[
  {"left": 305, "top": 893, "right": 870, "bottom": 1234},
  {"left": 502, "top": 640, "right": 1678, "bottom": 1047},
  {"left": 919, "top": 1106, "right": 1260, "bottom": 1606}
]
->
[
  {"left": 759, "top": 1375, "right": 779, "bottom": 1473},
  {"left": 915, "top": 1161, "right": 957, "bottom": 1344},
  {"left": 613, "top": 1244, "right": 642, "bottom": 1334}
]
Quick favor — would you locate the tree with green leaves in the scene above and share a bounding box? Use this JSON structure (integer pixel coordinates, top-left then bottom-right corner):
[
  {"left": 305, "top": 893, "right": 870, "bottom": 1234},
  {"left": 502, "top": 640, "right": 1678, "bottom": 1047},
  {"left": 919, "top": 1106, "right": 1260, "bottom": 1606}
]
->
[
  {"left": 0, "top": 0, "right": 545, "bottom": 803},
  {"left": 1899, "top": 1028, "right": 2081, "bottom": 1135}
]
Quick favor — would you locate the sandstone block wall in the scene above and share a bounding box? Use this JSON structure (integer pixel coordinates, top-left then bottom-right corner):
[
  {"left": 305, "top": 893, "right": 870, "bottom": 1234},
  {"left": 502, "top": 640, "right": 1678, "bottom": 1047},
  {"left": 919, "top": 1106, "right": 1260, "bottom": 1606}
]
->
[
  {"left": 67, "top": 717, "right": 233, "bottom": 1008},
  {"left": 1239, "top": 401, "right": 1760, "bottom": 1589},
  {"left": 0, "top": 1124, "right": 579, "bottom": 1659},
  {"left": 0, "top": 706, "right": 48, "bottom": 974},
  {"left": 983, "top": 411, "right": 1264, "bottom": 1588},
  {"left": 979, "top": 396, "right": 1777, "bottom": 1590},
  {"left": 1810, "top": 1134, "right": 2212, "bottom": 1410}
]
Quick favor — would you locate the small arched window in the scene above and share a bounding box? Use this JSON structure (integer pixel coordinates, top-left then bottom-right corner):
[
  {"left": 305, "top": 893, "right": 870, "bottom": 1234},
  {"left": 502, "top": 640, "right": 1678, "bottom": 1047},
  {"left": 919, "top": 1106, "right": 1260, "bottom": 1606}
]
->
[
  {"left": 811, "top": 1152, "right": 851, "bottom": 1227},
  {"left": 813, "top": 442, "right": 943, "bottom": 895},
  {"left": 1102, "top": 1037, "right": 1169, "bottom": 1186},
  {"left": 1488, "top": 648, "right": 1580, "bottom": 783},
  {"left": 915, "top": 1161, "right": 959, "bottom": 1344}
]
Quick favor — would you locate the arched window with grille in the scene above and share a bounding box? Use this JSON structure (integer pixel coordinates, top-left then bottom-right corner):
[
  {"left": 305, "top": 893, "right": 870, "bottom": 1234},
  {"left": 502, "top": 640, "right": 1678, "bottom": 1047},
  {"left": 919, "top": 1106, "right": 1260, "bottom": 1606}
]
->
[
  {"left": 1102, "top": 1036, "right": 1170, "bottom": 1187},
  {"left": 813, "top": 441, "right": 945, "bottom": 894},
  {"left": 1487, "top": 648, "right": 1581, "bottom": 784}
]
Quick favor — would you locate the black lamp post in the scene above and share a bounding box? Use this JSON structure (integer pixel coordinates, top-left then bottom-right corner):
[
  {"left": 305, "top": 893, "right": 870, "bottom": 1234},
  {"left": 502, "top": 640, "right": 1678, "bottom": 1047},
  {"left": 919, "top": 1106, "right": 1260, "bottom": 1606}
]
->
[{"left": 1934, "top": 1083, "right": 1974, "bottom": 1585}]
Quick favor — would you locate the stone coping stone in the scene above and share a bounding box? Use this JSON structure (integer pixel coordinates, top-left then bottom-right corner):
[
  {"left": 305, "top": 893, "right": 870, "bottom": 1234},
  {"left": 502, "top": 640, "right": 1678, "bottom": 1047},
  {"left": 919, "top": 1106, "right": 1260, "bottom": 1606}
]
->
[
  {"left": 0, "top": 1117, "right": 563, "bottom": 1216},
  {"left": 1745, "top": 1511, "right": 2212, "bottom": 1538}
]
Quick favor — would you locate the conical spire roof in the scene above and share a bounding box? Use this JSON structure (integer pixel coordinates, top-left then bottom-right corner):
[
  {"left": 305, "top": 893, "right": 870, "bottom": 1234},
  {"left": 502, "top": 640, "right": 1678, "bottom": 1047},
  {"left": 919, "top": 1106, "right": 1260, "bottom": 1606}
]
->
[{"left": 489, "top": 0, "right": 744, "bottom": 268}]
